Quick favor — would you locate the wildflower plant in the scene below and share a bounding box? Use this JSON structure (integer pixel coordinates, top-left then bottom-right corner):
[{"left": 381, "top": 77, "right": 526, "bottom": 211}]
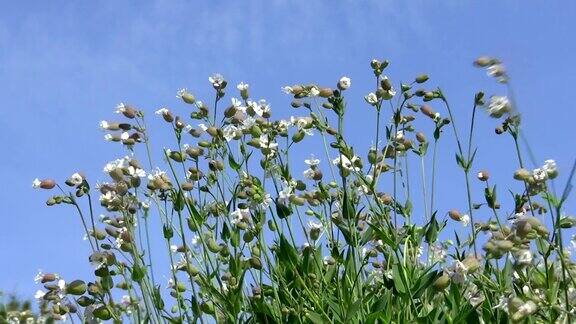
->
[{"left": 31, "top": 57, "right": 576, "bottom": 323}]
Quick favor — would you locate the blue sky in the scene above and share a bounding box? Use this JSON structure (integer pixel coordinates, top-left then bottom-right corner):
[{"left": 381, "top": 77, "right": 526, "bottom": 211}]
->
[{"left": 1, "top": 1, "right": 575, "bottom": 300}]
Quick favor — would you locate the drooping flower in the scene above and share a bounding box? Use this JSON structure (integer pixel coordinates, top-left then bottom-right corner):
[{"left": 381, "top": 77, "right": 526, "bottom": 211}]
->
[
  {"left": 486, "top": 96, "right": 511, "bottom": 118},
  {"left": 338, "top": 76, "right": 351, "bottom": 90},
  {"left": 222, "top": 125, "right": 240, "bottom": 142},
  {"left": 365, "top": 92, "right": 378, "bottom": 105},
  {"left": 69, "top": 173, "right": 84, "bottom": 186},
  {"left": 208, "top": 73, "right": 225, "bottom": 88}
]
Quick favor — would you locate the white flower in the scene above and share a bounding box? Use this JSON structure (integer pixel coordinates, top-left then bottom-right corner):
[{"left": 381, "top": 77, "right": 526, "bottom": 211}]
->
[
  {"left": 260, "top": 193, "right": 272, "bottom": 209},
  {"left": 514, "top": 249, "right": 532, "bottom": 265},
  {"left": 57, "top": 279, "right": 66, "bottom": 290},
  {"left": 231, "top": 97, "right": 246, "bottom": 113},
  {"left": 198, "top": 123, "right": 208, "bottom": 132},
  {"left": 308, "top": 220, "right": 323, "bottom": 230},
  {"left": 303, "top": 168, "right": 315, "bottom": 180},
  {"left": 493, "top": 296, "right": 509, "bottom": 313},
  {"left": 237, "top": 82, "right": 249, "bottom": 91},
  {"left": 543, "top": 159, "right": 558, "bottom": 178},
  {"left": 461, "top": 214, "right": 471, "bottom": 227},
  {"left": 250, "top": 99, "right": 271, "bottom": 117},
  {"left": 155, "top": 108, "right": 170, "bottom": 116},
  {"left": 447, "top": 260, "right": 468, "bottom": 284},
  {"left": 309, "top": 87, "right": 320, "bottom": 97},
  {"left": 128, "top": 166, "right": 146, "bottom": 178},
  {"left": 69, "top": 173, "right": 83, "bottom": 186},
  {"left": 304, "top": 156, "right": 320, "bottom": 166},
  {"left": 120, "top": 132, "right": 130, "bottom": 140},
  {"left": 103, "top": 156, "right": 130, "bottom": 173},
  {"left": 395, "top": 130, "right": 404, "bottom": 141},
  {"left": 338, "top": 76, "right": 351, "bottom": 90},
  {"left": 222, "top": 125, "right": 239, "bottom": 142},
  {"left": 34, "top": 290, "right": 46, "bottom": 301},
  {"left": 230, "top": 207, "right": 250, "bottom": 225},
  {"left": 430, "top": 244, "right": 447, "bottom": 263},
  {"left": 191, "top": 235, "right": 200, "bottom": 246},
  {"left": 281, "top": 86, "right": 293, "bottom": 94},
  {"left": 104, "top": 134, "right": 114, "bottom": 141},
  {"left": 464, "top": 283, "right": 485, "bottom": 307},
  {"left": 147, "top": 168, "right": 167, "bottom": 181},
  {"left": 487, "top": 96, "right": 511, "bottom": 118},
  {"left": 170, "top": 245, "right": 178, "bottom": 253},
  {"left": 121, "top": 295, "right": 132, "bottom": 307},
  {"left": 32, "top": 178, "right": 42, "bottom": 189},
  {"left": 258, "top": 134, "right": 278, "bottom": 151},
  {"left": 532, "top": 168, "right": 548, "bottom": 182},
  {"left": 242, "top": 117, "right": 257, "bottom": 130},
  {"left": 516, "top": 300, "right": 537, "bottom": 318},
  {"left": 115, "top": 103, "right": 127, "bottom": 113},
  {"left": 99, "top": 120, "right": 110, "bottom": 130},
  {"left": 365, "top": 92, "right": 378, "bottom": 105},
  {"left": 208, "top": 73, "right": 225, "bottom": 87},
  {"left": 332, "top": 155, "right": 360, "bottom": 172},
  {"left": 278, "top": 187, "right": 292, "bottom": 205}
]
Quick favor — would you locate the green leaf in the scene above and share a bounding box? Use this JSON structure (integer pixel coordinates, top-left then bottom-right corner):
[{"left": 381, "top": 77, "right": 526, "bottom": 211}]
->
[
  {"left": 131, "top": 264, "right": 146, "bottom": 283},
  {"left": 425, "top": 212, "right": 439, "bottom": 244},
  {"left": 228, "top": 153, "right": 241, "bottom": 171}
]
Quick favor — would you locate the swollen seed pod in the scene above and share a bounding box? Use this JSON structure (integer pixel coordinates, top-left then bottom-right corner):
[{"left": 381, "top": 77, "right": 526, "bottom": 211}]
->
[
  {"left": 250, "top": 257, "right": 262, "bottom": 270},
  {"left": 66, "top": 280, "right": 87, "bottom": 295},
  {"left": 448, "top": 209, "right": 462, "bottom": 221},
  {"left": 433, "top": 274, "right": 450, "bottom": 290},
  {"left": 206, "top": 238, "right": 222, "bottom": 253},
  {"left": 415, "top": 74, "right": 429, "bottom": 83}
]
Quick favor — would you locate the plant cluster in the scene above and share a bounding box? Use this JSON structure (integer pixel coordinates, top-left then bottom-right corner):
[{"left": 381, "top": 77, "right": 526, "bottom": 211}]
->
[{"left": 30, "top": 57, "right": 576, "bottom": 323}]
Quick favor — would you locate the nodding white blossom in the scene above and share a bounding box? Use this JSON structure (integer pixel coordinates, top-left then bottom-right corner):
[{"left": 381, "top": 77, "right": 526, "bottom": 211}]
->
[
  {"left": 493, "top": 296, "right": 509, "bottom": 313},
  {"left": 103, "top": 156, "right": 130, "bottom": 173},
  {"left": 104, "top": 134, "right": 114, "bottom": 141},
  {"left": 242, "top": 117, "right": 257, "bottom": 130},
  {"left": 147, "top": 168, "right": 167, "bottom": 181},
  {"left": 464, "top": 283, "right": 485, "bottom": 307},
  {"left": 260, "top": 193, "right": 272, "bottom": 209},
  {"left": 183, "top": 124, "right": 193, "bottom": 133},
  {"left": 249, "top": 99, "right": 271, "bottom": 117},
  {"left": 309, "top": 87, "right": 320, "bottom": 97},
  {"left": 222, "top": 125, "right": 240, "bottom": 142},
  {"left": 191, "top": 235, "right": 200, "bottom": 247},
  {"left": 34, "top": 290, "right": 46, "bottom": 301},
  {"left": 99, "top": 120, "right": 111, "bottom": 130},
  {"left": 209, "top": 73, "right": 225, "bottom": 87},
  {"left": 155, "top": 108, "right": 170, "bottom": 116},
  {"left": 532, "top": 168, "right": 548, "bottom": 182},
  {"left": 487, "top": 64, "right": 508, "bottom": 82},
  {"left": 542, "top": 159, "right": 558, "bottom": 178},
  {"left": 291, "top": 116, "right": 313, "bottom": 135},
  {"left": 514, "top": 300, "right": 538, "bottom": 319},
  {"left": 357, "top": 175, "right": 373, "bottom": 195},
  {"left": 332, "top": 155, "right": 361, "bottom": 172},
  {"left": 115, "top": 102, "right": 127, "bottom": 114},
  {"left": 395, "top": 130, "right": 404, "bottom": 141},
  {"left": 278, "top": 185, "right": 293, "bottom": 205},
  {"left": 447, "top": 260, "right": 468, "bottom": 284},
  {"left": 304, "top": 156, "right": 320, "bottom": 166},
  {"left": 487, "top": 96, "right": 511, "bottom": 118},
  {"left": 258, "top": 134, "right": 278, "bottom": 153},
  {"left": 514, "top": 249, "right": 533, "bottom": 265},
  {"left": 128, "top": 166, "right": 146, "bottom": 178},
  {"left": 57, "top": 279, "right": 66, "bottom": 291},
  {"left": 461, "top": 214, "right": 471, "bottom": 227},
  {"left": 32, "top": 178, "right": 42, "bottom": 189},
  {"left": 115, "top": 227, "right": 128, "bottom": 248},
  {"left": 365, "top": 92, "right": 378, "bottom": 105},
  {"left": 230, "top": 207, "right": 250, "bottom": 225},
  {"left": 303, "top": 168, "right": 315, "bottom": 180},
  {"left": 338, "top": 76, "right": 351, "bottom": 90},
  {"left": 308, "top": 220, "right": 323, "bottom": 231},
  {"left": 120, "top": 132, "right": 130, "bottom": 140},
  {"left": 237, "top": 82, "right": 249, "bottom": 91},
  {"left": 281, "top": 86, "right": 293, "bottom": 94},
  {"left": 430, "top": 243, "right": 448, "bottom": 263},
  {"left": 198, "top": 123, "right": 208, "bottom": 132},
  {"left": 69, "top": 173, "right": 83, "bottom": 186},
  {"left": 121, "top": 295, "right": 132, "bottom": 307},
  {"left": 170, "top": 245, "right": 178, "bottom": 253},
  {"left": 231, "top": 97, "right": 246, "bottom": 113}
]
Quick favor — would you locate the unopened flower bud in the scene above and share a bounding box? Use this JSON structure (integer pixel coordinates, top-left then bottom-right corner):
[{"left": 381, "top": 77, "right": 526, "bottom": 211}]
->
[
  {"left": 477, "top": 170, "right": 490, "bottom": 181},
  {"left": 415, "top": 74, "right": 429, "bottom": 84}
]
